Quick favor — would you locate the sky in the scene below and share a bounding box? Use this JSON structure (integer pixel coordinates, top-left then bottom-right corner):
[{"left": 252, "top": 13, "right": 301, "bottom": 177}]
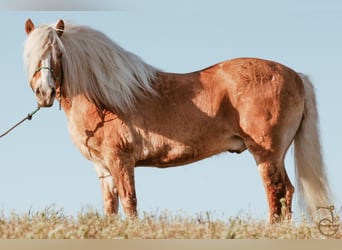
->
[{"left": 0, "top": 1, "right": 341, "bottom": 220}]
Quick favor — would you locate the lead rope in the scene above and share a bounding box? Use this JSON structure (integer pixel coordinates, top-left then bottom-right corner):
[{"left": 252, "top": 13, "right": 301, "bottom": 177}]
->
[{"left": 0, "top": 107, "right": 40, "bottom": 138}]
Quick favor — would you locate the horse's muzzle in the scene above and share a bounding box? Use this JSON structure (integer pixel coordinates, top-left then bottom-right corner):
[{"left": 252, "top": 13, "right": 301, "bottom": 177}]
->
[{"left": 35, "top": 87, "right": 56, "bottom": 107}]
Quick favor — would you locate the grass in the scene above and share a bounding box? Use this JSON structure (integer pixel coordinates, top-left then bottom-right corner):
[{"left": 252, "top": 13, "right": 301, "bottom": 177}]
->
[{"left": 0, "top": 207, "right": 340, "bottom": 239}]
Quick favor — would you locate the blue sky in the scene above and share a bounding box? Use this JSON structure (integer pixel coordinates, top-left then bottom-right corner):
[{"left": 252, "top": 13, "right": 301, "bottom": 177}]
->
[{"left": 0, "top": 1, "right": 341, "bottom": 220}]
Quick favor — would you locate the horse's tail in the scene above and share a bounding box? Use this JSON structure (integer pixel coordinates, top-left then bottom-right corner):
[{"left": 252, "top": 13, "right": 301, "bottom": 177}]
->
[{"left": 294, "top": 74, "right": 333, "bottom": 220}]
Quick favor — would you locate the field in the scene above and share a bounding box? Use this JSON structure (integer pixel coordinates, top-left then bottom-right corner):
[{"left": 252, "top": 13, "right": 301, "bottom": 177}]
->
[{"left": 0, "top": 207, "right": 340, "bottom": 239}]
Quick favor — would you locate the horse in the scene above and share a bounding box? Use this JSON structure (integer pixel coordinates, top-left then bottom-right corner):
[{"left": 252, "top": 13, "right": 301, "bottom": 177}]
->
[{"left": 23, "top": 18, "right": 332, "bottom": 222}]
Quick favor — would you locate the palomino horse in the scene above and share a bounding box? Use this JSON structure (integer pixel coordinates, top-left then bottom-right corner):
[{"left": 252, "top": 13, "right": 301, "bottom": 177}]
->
[{"left": 24, "top": 19, "right": 332, "bottom": 222}]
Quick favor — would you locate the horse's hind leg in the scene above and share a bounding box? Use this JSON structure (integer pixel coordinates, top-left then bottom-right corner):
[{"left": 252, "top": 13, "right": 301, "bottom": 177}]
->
[
  {"left": 256, "top": 157, "right": 294, "bottom": 222},
  {"left": 237, "top": 92, "right": 301, "bottom": 222},
  {"left": 284, "top": 170, "right": 295, "bottom": 219}
]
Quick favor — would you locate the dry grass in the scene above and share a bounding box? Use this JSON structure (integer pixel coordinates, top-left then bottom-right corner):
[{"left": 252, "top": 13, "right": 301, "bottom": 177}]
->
[{"left": 0, "top": 207, "right": 340, "bottom": 239}]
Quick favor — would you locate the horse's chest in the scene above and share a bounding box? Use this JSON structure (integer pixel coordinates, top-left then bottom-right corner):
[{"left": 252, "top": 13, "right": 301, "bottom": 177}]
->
[{"left": 67, "top": 120, "right": 105, "bottom": 162}]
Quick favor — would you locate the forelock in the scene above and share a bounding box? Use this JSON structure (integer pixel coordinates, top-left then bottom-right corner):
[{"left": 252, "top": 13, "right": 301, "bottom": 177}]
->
[{"left": 23, "top": 24, "right": 63, "bottom": 80}]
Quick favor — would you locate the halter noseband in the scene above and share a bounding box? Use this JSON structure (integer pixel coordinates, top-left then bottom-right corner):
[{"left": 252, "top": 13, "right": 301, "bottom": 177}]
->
[{"left": 33, "top": 66, "right": 61, "bottom": 81}]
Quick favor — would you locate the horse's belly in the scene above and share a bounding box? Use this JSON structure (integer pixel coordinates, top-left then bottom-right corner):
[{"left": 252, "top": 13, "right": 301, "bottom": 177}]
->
[
  {"left": 137, "top": 143, "right": 200, "bottom": 167},
  {"left": 137, "top": 135, "right": 247, "bottom": 168}
]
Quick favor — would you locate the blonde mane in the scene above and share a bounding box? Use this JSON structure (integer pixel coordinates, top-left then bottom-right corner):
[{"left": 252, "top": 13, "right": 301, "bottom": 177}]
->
[{"left": 24, "top": 22, "right": 157, "bottom": 112}]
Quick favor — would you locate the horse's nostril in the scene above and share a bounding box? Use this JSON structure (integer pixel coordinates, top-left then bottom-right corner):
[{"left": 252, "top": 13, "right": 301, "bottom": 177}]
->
[{"left": 35, "top": 88, "right": 41, "bottom": 96}]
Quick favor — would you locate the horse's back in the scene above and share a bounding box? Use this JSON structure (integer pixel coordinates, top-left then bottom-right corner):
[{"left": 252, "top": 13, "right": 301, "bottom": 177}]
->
[{"left": 203, "top": 57, "right": 303, "bottom": 91}]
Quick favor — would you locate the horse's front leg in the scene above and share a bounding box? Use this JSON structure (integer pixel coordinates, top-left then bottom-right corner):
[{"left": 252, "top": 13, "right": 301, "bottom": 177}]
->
[
  {"left": 110, "top": 157, "right": 138, "bottom": 217},
  {"left": 94, "top": 163, "right": 119, "bottom": 215}
]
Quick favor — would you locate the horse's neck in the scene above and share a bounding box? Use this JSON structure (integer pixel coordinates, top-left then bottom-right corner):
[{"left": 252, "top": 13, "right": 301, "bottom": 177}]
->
[
  {"left": 60, "top": 93, "right": 123, "bottom": 125},
  {"left": 58, "top": 95, "right": 72, "bottom": 112}
]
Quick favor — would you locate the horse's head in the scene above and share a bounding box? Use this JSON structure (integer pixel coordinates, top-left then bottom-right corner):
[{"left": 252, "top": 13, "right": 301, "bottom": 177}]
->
[{"left": 24, "top": 19, "right": 64, "bottom": 107}]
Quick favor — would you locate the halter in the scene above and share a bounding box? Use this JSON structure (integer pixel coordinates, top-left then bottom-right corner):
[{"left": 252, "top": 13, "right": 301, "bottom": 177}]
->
[{"left": 33, "top": 56, "right": 64, "bottom": 110}]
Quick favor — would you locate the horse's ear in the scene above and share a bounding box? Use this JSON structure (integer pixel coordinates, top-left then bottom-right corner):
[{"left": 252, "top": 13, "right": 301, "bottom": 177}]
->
[
  {"left": 25, "top": 19, "right": 35, "bottom": 35},
  {"left": 55, "top": 19, "right": 65, "bottom": 37}
]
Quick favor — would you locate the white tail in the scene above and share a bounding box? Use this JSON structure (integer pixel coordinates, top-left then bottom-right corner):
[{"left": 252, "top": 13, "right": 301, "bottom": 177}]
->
[{"left": 294, "top": 74, "right": 333, "bottom": 219}]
